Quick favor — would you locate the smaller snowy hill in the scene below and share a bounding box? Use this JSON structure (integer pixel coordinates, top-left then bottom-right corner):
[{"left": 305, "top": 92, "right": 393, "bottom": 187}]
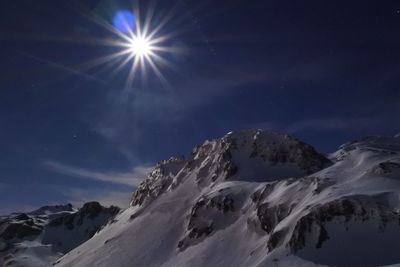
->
[{"left": 0, "top": 202, "right": 120, "bottom": 267}]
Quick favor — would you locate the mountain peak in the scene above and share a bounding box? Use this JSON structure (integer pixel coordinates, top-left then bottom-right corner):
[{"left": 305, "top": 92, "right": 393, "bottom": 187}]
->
[
  {"left": 131, "top": 130, "right": 331, "bottom": 207},
  {"left": 206, "top": 129, "right": 331, "bottom": 181}
]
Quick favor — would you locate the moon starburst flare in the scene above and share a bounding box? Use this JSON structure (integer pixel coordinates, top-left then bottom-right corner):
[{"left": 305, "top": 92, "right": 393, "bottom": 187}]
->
[
  {"left": 111, "top": 10, "right": 174, "bottom": 87},
  {"left": 79, "top": 5, "right": 180, "bottom": 88}
]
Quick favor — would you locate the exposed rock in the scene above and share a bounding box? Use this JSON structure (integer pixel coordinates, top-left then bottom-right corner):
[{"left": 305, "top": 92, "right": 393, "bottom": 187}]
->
[
  {"left": 224, "top": 130, "right": 332, "bottom": 174},
  {"left": 0, "top": 222, "right": 42, "bottom": 240},
  {"left": 131, "top": 156, "right": 185, "bottom": 206},
  {"left": 267, "top": 229, "right": 287, "bottom": 251},
  {"left": 257, "top": 203, "right": 291, "bottom": 234},
  {"left": 372, "top": 161, "right": 400, "bottom": 175},
  {"left": 49, "top": 202, "right": 119, "bottom": 230},
  {"left": 251, "top": 183, "right": 277, "bottom": 203},
  {"left": 13, "top": 214, "right": 30, "bottom": 221},
  {"left": 289, "top": 196, "right": 399, "bottom": 253},
  {"left": 178, "top": 188, "right": 241, "bottom": 251}
]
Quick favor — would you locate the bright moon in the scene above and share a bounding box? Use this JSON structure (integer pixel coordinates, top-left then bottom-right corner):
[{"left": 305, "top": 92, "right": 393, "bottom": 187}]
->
[
  {"left": 128, "top": 35, "right": 153, "bottom": 57},
  {"left": 82, "top": 9, "right": 178, "bottom": 87},
  {"left": 110, "top": 9, "right": 174, "bottom": 86}
]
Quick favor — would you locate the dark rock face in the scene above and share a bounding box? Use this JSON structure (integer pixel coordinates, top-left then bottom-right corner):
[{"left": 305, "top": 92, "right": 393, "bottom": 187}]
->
[
  {"left": 251, "top": 183, "right": 277, "bottom": 203},
  {"left": 13, "top": 214, "right": 30, "bottom": 221},
  {"left": 0, "top": 213, "right": 44, "bottom": 243},
  {"left": 80, "top": 202, "right": 120, "bottom": 219},
  {"left": 48, "top": 202, "right": 120, "bottom": 230},
  {"left": 267, "top": 228, "right": 287, "bottom": 251},
  {"left": 130, "top": 141, "right": 239, "bottom": 207},
  {"left": 131, "top": 156, "right": 185, "bottom": 206},
  {"left": 187, "top": 225, "right": 213, "bottom": 240},
  {"left": 251, "top": 190, "right": 400, "bottom": 256},
  {"left": 177, "top": 190, "right": 239, "bottom": 251},
  {"left": 251, "top": 176, "right": 334, "bottom": 237},
  {"left": 224, "top": 130, "right": 332, "bottom": 175},
  {"left": 41, "top": 202, "right": 120, "bottom": 254},
  {"left": 257, "top": 204, "right": 291, "bottom": 234},
  {"left": 289, "top": 196, "right": 400, "bottom": 253},
  {"left": 189, "top": 194, "right": 235, "bottom": 226},
  {"left": 373, "top": 161, "right": 400, "bottom": 175},
  {"left": 0, "top": 221, "right": 42, "bottom": 240}
]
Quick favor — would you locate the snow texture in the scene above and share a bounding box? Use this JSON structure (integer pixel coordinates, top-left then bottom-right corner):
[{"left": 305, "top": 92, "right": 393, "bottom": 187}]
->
[
  {"left": 55, "top": 131, "right": 400, "bottom": 267},
  {"left": 5, "top": 130, "right": 400, "bottom": 267}
]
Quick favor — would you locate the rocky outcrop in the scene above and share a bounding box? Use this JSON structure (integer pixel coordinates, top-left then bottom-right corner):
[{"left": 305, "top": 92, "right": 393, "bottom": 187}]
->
[
  {"left": 131, "top": 130, "right": 331, "bottom": 207},
  {"left": 224, "top": 130, "right": 331, "bottom": 174},
  {"left": 0, "top": 220, "right": 42, "bottom": 241},
  {"left": 178, "top": 187, "right": 243, "bottom": 251},
  {"left": 257, "top": 203, "right": 291, "bottom": 234},
  {"left": 49, "top": 202, "right": 120, "bottom": 230},
  {"left": 131, "top": 156, "right": 186, "bottom": 206},
  {"left": 289, "top": 195, "right": 400, "bottom": 253},
  {"left": 0, "top": 202, "right": 120, "bottom": 263},
  {"left": 372, "top": 161, "right": 400, "bottom": 175}
]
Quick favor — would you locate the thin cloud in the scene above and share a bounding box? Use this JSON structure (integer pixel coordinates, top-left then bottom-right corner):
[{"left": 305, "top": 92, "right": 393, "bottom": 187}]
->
[
  {"left": 286, "top": 117, "right": 394, "bottom": 134},
  {"left": 248, "top": 116, "right": 397, "bottom": 135},
  {"left": 18, "top": 50, "right": 108, "bottom": 85},
  {"left": 95, "top": 60, "right": 328, "bottom": 141},
  {"left": 42, "top": 160, "right": 151, "bottom": 187}
]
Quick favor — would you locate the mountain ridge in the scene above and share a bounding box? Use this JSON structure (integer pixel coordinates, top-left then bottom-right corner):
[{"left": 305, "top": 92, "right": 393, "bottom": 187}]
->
[
  {"left": 2, "top": 129, "right": 400, "bottom": 267},
  {"left": 0, "top": 202, "right": 120, "bottom": 267}
]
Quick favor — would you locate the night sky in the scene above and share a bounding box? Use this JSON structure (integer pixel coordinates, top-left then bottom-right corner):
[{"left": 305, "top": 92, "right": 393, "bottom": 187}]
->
[{"left": 0, "top": 0, "right": 399, "bottom": 214}]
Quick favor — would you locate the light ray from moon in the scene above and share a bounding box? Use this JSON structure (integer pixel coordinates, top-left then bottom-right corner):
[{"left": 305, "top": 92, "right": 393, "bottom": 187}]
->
[{"left": 73, "top": 1, "right": 186, "bottom": 89}]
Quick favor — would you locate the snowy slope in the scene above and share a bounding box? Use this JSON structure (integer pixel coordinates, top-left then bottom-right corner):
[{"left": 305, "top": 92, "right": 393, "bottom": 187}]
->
[
  {"left": 20, "top": 130, "right": 400, "bottom": 266},
  {"left": 0, "top": 202, "right": 120, "bottom": 267},
  {"left": 53, "top": 130, "right": 400, "bottom": 267}
]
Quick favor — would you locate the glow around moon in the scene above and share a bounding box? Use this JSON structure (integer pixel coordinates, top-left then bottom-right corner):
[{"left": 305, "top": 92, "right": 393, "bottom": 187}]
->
[{"left": 81, "top": 7, "right": 180, "bottom": 88}]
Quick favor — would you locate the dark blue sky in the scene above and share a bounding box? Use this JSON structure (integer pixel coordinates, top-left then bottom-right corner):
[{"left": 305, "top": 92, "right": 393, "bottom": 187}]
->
[{"left": 0, "top": 0, "right": 399, "bottom": 213}]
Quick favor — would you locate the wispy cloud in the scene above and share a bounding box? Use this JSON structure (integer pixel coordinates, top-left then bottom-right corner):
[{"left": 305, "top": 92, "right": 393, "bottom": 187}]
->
[
  {"left": 286, "top": 117, "right": 395, "bottom": 134},
  {"left": 94, "top": 59, "right": 329, "bottom": 142},
  {"left": 42, "top": 160, "right": 152, "bottom": 187},
  {"left": 18, "top": 50, "right": 108, "bottom": 85},
  {"left": 248, "top": 116, "right": 397, "bottom": 135}
]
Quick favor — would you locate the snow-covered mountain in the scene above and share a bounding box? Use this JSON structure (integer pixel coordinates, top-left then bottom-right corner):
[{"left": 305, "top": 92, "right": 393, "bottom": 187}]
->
[
  {"left": 3, "top": 130, "right": 400, "bottom": 267},
  {"left": 0, "top": 202, "right": 120, "bottom": 267},
  {"left": 43, "top": 130, "right": 399, "bottom": 267}
]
